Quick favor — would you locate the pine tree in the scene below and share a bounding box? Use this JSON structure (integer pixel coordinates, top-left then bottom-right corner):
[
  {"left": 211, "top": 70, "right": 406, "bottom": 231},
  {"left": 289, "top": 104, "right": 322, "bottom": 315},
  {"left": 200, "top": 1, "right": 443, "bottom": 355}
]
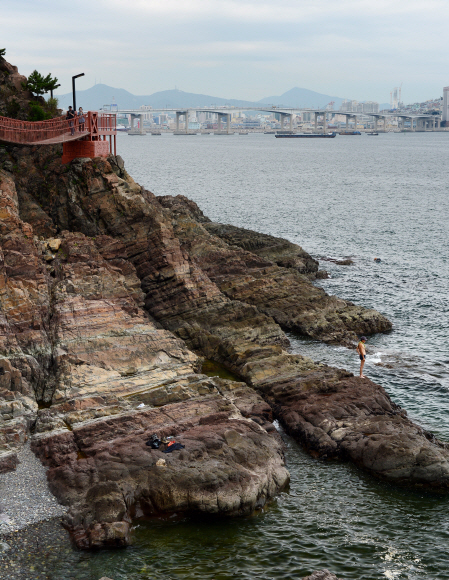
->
[{"left": 26, "top": 70, "right": 61, "bottom": 97}]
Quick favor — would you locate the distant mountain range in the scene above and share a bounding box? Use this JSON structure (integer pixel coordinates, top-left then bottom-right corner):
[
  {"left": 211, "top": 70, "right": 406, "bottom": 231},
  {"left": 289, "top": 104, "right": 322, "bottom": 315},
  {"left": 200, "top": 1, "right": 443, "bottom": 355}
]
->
[{"left": 55, "top": 84, "right": 389, "bottom": 112}]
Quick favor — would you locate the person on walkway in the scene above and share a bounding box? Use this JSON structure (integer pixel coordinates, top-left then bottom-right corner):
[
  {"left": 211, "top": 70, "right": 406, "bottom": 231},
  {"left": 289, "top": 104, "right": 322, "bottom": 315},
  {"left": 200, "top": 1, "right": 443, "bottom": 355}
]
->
[
  {"left": 78, "top": 107, "right": 85, "bottom": 132},
  {"left": 357, "top": 336, "right": 367, "bottom": 378},
  {"left": 66, "top": 106, "right": 75, "bottom": 135}
]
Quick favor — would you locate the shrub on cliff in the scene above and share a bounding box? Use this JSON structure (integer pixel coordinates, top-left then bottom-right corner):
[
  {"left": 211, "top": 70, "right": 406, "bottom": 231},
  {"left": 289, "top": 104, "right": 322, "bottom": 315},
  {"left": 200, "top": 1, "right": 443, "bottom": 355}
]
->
[
  {"left": 0, "top": 49, "right": 5, "bottom": 58},
  {"left": 5, "top": 98, "right": 20, "bottom": 119},
  {"left": 28, "top": 101, "right": 51, "bottom": 121},
  {"left": 45, "top": 96, "right": 59, "bottom": 117}
]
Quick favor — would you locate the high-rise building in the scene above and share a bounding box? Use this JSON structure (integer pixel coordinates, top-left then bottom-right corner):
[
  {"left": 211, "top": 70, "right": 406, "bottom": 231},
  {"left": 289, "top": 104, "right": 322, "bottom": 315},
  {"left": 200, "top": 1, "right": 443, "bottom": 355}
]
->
[
  {"left": 339, "top": 100, "right": 379, "bottom": 113},
  {"left": 362, "top": 101, "right": 379, "bottom": 113},
  {"left": 443, "top": 87, "right": 449, "bottom": 122}
]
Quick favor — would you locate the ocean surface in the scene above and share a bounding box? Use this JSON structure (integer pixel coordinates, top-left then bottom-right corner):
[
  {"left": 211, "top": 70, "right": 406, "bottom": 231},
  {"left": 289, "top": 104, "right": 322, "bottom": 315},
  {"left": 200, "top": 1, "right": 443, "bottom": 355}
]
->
[{"left": 23, "top": 132, "right": 449, "bottom": 579}]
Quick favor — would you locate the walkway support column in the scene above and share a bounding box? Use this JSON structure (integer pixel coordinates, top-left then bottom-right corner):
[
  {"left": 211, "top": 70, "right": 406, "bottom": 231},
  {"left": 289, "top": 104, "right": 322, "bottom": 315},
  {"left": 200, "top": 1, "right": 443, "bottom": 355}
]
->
[
  {"left": 289, "top": 114, "right": 293, "bottom": 132},
  {"left": 217, "top": 114, "right": 222, "bottom": 133},
  {"left": 176, "top": 112, "right": 180, "bottom": 132},
  {"left": 323, "top": 112, "right": 327, "bottom": 134},
  {"left": 314, "top": 112, "right": 318, "bottom": 132},
  {"left": 384, "top": 116, "right": 388, "bottom": 131},
  {"left": 185, "top": 112, "right": 189, "bottom": 134},
  {"left": 280, "top": 114, "right": 285, "bottom": 131},
  {"left": 346, "top": 115, "right": 349, "bottom": 129},
  {"left": 374, "top": 116, "right": 378, "bottom": 131},
  {"left": 227, "top": 114, "right": 230, "bottom": 134}
]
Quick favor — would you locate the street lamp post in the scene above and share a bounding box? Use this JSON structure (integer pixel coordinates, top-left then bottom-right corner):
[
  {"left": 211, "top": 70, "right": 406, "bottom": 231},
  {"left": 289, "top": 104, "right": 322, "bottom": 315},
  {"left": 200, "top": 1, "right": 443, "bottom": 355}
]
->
[{"left": 72, "top": 73, "right": 85, "bottom": 111}]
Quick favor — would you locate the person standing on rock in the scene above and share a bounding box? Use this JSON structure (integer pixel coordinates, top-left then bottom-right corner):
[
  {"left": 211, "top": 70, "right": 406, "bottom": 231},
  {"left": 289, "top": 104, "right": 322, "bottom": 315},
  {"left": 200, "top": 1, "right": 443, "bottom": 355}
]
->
[{"left": 357, "top": 337, "right": 367, "bottom": 378}]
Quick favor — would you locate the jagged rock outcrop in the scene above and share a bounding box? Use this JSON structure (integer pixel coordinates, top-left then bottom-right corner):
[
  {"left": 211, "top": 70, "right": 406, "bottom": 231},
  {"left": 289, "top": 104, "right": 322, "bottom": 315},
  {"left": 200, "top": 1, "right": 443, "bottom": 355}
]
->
[
  {"left": 0, "top": 56, "right": 41, "bottom": 120},
  {"left": 157, "top": 195, "right": 391, "bottom": 345},
  {"left": 258, "top": 366, "right": 449, "bottom": 490},
  {"left": 1, "top": 141, "right": 448, "bottom": 551}
]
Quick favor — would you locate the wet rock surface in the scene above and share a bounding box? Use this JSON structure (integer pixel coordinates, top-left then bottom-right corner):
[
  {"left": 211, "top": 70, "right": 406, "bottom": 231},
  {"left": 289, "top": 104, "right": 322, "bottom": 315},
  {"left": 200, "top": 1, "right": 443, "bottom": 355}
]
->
[
  {"left": 0, "top": 143, "right": 446, "bottom": 553},
  {"left": 302, "top": 571, "right": 342, "bottom": 580}
]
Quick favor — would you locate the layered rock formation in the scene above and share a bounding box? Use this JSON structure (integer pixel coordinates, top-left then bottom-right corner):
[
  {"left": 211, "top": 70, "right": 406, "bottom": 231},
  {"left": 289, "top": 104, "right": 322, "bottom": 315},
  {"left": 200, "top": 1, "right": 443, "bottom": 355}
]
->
[
  {"left": 1, "top": 141, "right": 448, "bottom": 550},
  {"left": 158, "top": 195, "right": 391, "bottom": 345},
  {"left": 0, "top": 160, "right": 288, "bottom": 546}
]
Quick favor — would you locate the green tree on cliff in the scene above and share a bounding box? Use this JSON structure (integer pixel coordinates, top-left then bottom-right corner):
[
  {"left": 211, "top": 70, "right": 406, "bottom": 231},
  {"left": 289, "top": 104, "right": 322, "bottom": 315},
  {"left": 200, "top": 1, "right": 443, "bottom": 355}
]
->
[
  {"left": 0, "top": 48, "right": 5, "bottom": 58},
  {"left": 25, "top": 70, "right": 61, "bottom": 97}
]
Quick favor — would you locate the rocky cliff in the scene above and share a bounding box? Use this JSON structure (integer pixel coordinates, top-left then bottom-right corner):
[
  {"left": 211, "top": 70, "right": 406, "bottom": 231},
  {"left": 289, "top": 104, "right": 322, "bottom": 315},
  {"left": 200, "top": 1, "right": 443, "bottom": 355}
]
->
[
  {"left": 1, "top": 143, "right": 448, "bottom": 549},
  {"left": 0, "top": 56, "right": 45, "bottom": 120}
]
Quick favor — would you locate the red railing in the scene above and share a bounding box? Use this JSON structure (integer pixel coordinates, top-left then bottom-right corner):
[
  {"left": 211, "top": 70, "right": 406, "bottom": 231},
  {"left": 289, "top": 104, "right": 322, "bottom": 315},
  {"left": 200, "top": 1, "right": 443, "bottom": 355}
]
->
[
  {"left": 96, "top": 113, "right": 116, "bottom": 135},
  {"left": 0, "top": 111, "right": 116, "bottom": 145}
]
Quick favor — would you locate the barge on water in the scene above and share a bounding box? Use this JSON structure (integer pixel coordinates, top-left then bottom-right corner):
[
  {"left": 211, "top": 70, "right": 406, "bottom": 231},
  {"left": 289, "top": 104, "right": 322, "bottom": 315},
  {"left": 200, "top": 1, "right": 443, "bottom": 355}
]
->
[
  {"left": 339, "top": 130, "right": 361, "bottom": 135},
  {"left": 275, "top": 132, "right": 337, "bottom": 138}
]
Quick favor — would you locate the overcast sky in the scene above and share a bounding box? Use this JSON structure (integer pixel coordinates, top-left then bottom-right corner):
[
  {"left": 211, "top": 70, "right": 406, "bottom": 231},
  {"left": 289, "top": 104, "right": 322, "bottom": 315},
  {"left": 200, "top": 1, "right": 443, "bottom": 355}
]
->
[{"left": 2, "top": 0, "right": 448, "bottom": 103}]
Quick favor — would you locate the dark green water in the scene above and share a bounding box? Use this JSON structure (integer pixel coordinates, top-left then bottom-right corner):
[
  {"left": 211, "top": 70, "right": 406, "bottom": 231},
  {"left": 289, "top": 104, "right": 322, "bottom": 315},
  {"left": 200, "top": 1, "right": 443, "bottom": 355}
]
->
[{"left": 6, "top": 133, "right": 449, "bottom": 579}]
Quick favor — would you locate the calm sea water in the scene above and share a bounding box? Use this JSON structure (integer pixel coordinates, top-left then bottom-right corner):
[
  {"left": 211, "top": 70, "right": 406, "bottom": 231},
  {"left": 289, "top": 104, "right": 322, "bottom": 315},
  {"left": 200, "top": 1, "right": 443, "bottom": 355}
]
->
[{"left": 29, "top": 133, "right": 449, "bottom": 579}]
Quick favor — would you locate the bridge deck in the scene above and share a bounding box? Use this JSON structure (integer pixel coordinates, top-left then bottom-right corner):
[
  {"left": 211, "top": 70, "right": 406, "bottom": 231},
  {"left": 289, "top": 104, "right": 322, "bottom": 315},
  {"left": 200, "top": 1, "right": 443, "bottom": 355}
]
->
[
  {"left": 0, "top": 112, "right": 116, "bottom": 146},
  {"left": 34, "top": 131, "right": 91, "bottom": 145},
  {"left": 0, "top": 131, "right": 92, "bottom": 146}
]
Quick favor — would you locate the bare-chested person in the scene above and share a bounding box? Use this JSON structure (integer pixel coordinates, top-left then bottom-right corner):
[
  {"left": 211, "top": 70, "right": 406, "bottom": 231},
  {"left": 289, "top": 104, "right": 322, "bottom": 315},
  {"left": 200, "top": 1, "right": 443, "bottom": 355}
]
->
[{"left": 356, "top": 336, "right": 367, "bottom": 378}]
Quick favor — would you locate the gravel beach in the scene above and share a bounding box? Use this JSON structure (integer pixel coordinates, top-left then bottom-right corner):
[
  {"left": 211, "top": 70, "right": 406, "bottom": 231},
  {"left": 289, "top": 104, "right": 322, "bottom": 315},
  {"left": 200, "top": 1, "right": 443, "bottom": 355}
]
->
[
  {"left": 0, "top": 448, "right": 114, "bottom": 580},
  {"left": 0, "top": 442, "right": 66, "bottom": 534}
]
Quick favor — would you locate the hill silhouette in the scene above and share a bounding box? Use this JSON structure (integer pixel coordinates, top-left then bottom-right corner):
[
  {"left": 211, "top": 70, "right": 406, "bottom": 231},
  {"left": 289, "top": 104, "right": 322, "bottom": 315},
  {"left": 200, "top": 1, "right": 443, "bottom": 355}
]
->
[{"left": 55, "top": 84, "right": 389, "bottom": 112}]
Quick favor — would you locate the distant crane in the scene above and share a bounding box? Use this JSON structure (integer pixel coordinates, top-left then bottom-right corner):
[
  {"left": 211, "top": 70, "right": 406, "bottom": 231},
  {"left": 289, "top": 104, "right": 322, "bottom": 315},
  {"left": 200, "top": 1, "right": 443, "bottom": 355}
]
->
[
  {"left": 398, "top": 83, "right": 403, "bottom": 107},
  {"left": 326, "top": 101, "right": 335, "bottom": 110}
]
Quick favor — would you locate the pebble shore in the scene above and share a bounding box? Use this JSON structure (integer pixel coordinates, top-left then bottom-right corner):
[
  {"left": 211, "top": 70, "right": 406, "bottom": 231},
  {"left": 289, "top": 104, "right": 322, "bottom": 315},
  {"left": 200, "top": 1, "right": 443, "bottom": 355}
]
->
[
  {"left": 0, "top": 442, "right": 66, "bottom": 534},
  {"left": 0, "top": 448, "right": 114, "bottom": 579}
]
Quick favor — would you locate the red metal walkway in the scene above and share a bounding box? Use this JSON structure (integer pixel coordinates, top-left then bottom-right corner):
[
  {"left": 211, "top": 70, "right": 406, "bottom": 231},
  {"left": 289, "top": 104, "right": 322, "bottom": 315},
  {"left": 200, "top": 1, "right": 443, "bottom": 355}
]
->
[{"left": 0, "top": 111, "right": 117, "bottom": 163}]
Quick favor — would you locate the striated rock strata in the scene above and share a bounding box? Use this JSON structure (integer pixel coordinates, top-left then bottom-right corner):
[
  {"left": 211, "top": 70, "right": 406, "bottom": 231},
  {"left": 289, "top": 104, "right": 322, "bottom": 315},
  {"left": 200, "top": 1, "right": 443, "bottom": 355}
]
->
[{"left": 0, "top": 143, "right": 448, "bottom": 550}]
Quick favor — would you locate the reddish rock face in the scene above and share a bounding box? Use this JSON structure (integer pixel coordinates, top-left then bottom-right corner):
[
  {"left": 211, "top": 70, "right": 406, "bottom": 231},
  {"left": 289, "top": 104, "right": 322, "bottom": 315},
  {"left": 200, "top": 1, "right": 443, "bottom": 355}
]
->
[
  {"left": 32, "top": 384, "right": 289, "bottom": 549},
  {"left": 0, "top": 142, "right": 447, "bottom": 551}
]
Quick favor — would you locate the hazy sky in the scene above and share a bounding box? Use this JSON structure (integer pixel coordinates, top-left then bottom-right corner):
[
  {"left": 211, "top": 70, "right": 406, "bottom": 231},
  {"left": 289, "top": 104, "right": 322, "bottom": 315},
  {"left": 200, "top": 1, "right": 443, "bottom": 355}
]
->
[{"left": 2, "top": 0, "right": 447, "bottom": 103}]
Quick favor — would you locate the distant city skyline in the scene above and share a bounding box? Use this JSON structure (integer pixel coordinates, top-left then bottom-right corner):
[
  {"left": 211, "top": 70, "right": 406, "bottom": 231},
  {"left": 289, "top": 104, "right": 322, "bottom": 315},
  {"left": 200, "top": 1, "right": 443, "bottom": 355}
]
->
[
  {"left": 54, "top": 83, "right": 398, "bottom": 114},
  {"left": 3, "top": 0, "right": 448, "bottom": 104}
]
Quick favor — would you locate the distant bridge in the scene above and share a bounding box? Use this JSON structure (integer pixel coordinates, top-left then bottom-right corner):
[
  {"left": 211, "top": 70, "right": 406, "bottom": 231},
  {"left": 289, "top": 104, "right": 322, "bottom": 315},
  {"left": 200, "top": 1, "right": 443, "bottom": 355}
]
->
[
  {"left": 106, "top": 106, "right": 442, "bottom": 133},
  {"left": 0, "top": 111, "right": 117, "bottom": 163}
]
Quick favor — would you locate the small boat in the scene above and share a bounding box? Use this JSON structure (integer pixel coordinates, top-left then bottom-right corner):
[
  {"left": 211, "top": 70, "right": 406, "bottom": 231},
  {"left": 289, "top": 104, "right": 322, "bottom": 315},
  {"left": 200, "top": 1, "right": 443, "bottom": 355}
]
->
[
  {"left": 239, "top": 132, "right": 248, "bottom": 135},
  {"left": 339, "top": 131, "right": 361, "bottom": 135},
  {"left": 367, "top": 132, "right": 379, "bottom": 136},
  {"left": 275, "top": 132, "right": 337, "bottom": 138}
]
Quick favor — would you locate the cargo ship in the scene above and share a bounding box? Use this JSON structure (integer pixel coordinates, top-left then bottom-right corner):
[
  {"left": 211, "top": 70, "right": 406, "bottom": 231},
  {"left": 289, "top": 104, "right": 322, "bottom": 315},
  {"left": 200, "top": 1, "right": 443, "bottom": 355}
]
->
[{"left": 275, "top": 132, "right": 337, "bottom": 138}]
